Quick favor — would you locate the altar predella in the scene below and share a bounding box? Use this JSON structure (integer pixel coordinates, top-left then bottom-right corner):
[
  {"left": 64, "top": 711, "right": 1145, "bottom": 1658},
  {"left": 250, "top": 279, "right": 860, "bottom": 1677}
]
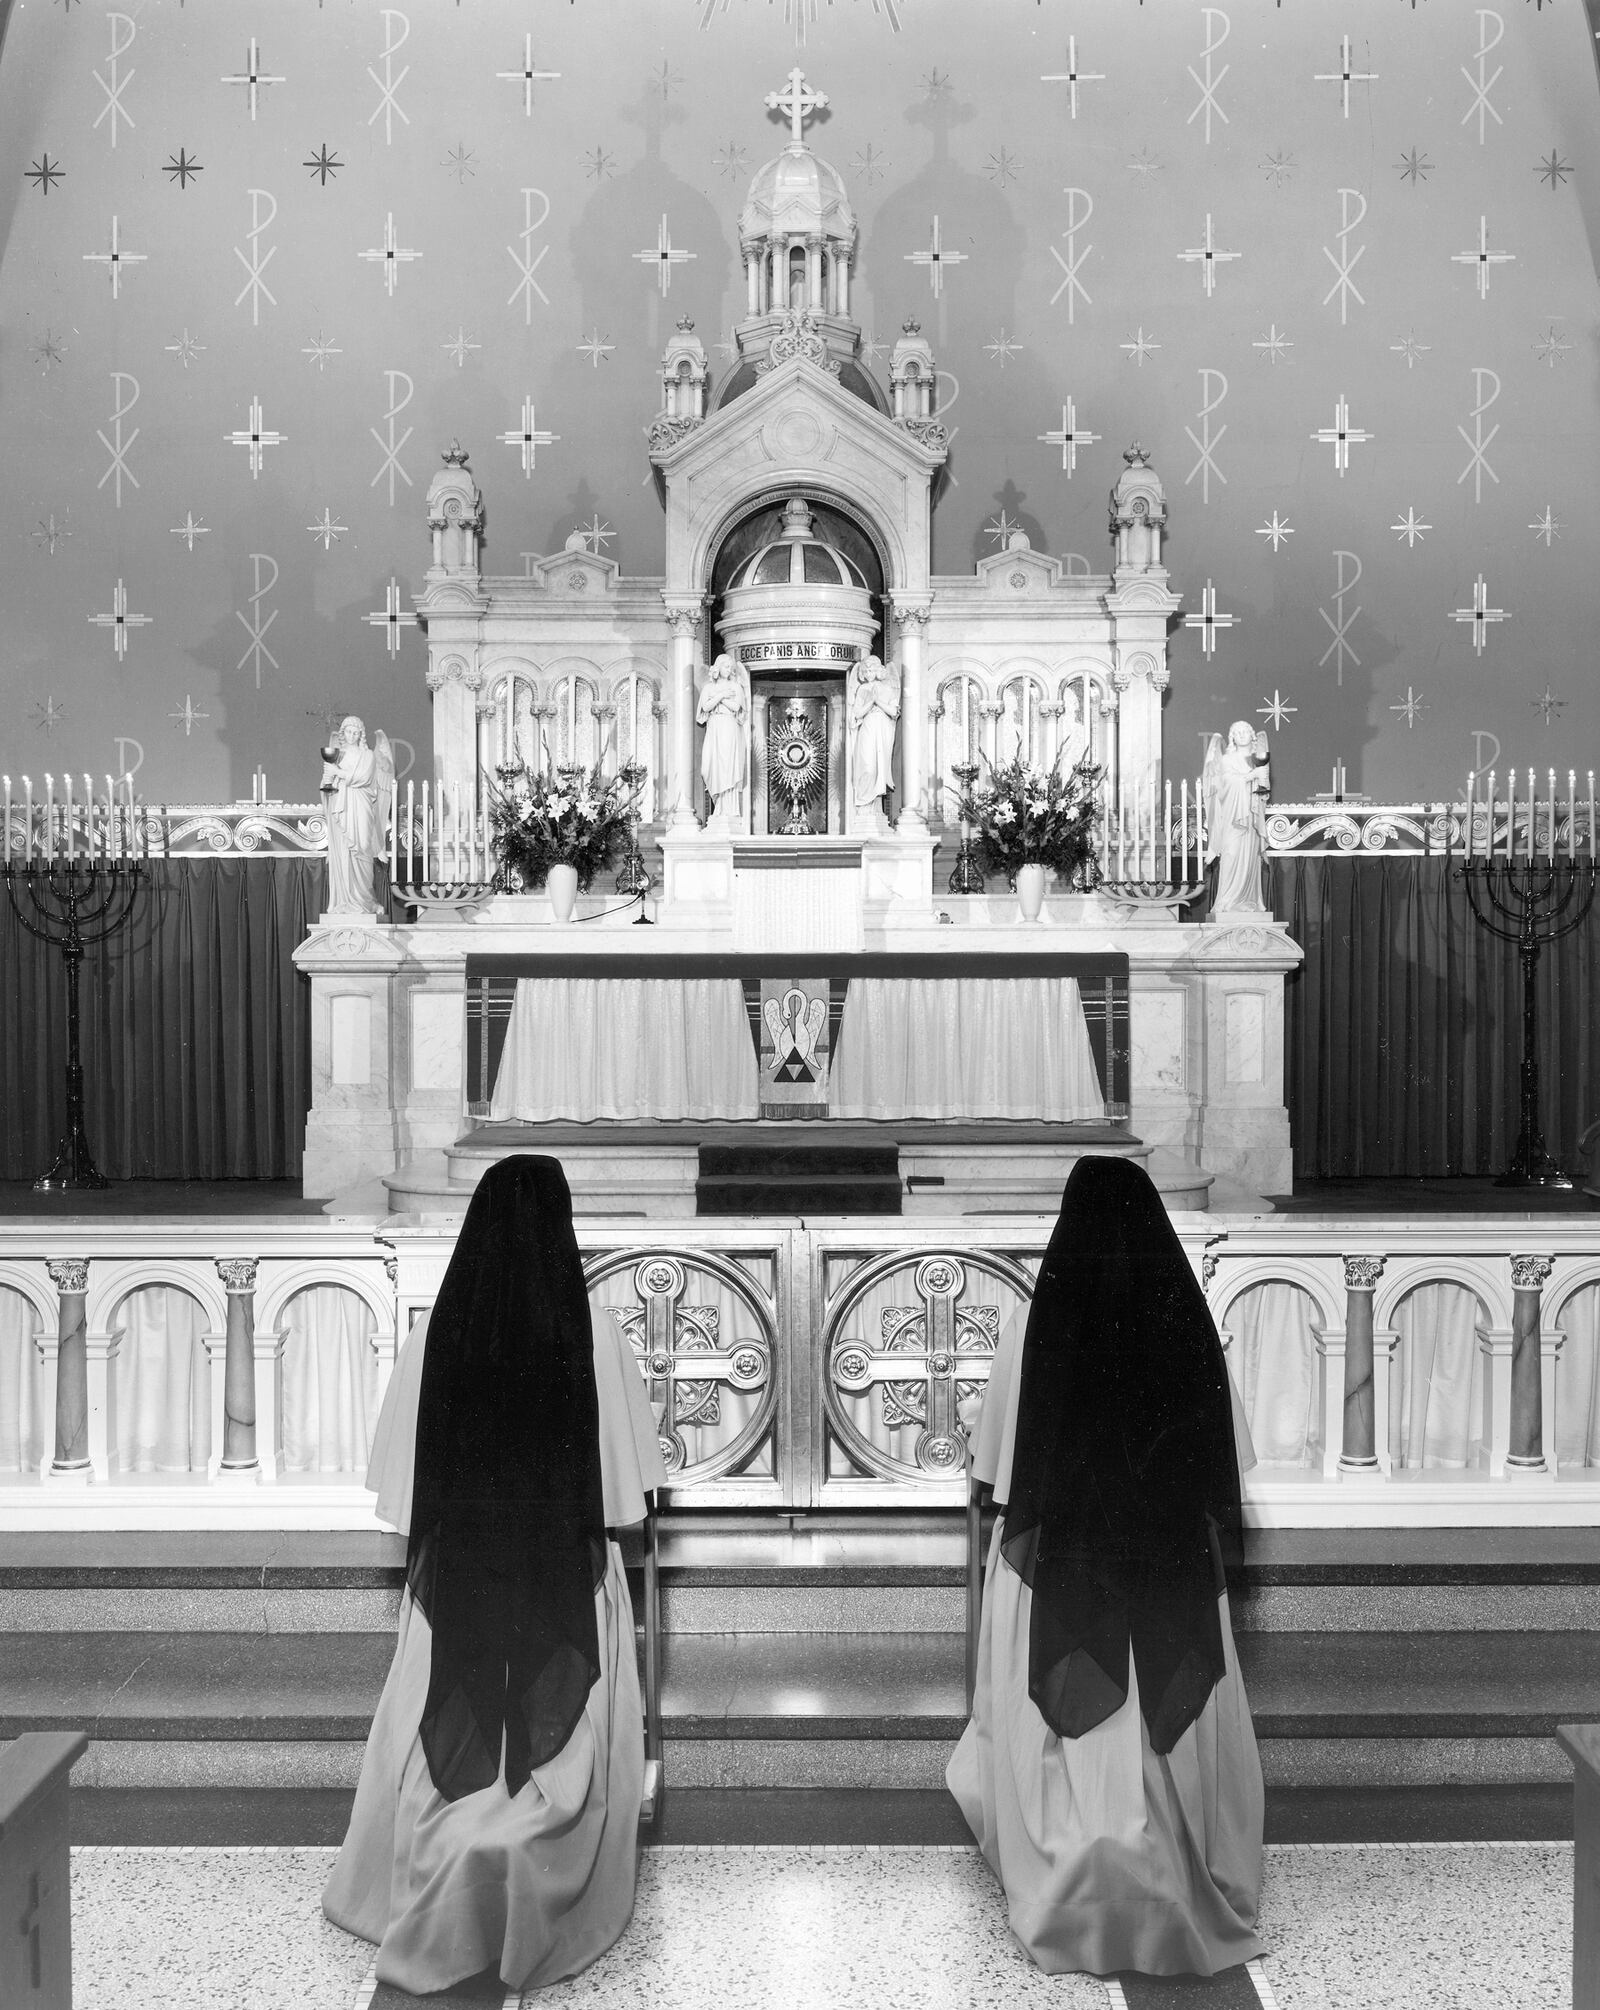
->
[{"left": 294, "top": 70, "right": 1302, "bottom": 1220}]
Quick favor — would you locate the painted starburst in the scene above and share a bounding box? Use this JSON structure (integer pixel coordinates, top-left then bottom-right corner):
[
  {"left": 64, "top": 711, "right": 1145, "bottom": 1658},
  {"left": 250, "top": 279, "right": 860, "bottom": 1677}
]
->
[
  {"left": 1257, "top": 690, "right": 1297, "bottom": 728},
  {"left": 985, "top": 147, "right": 1022, "bottom": 187},
  {"left": 1257, "top": 512, "right": 1294, "bottom": 551},
  {"left": 648, "top": 60, "right": 684, "bottom": 101},
  {"left": 307, "top": 508, "right": 346, "bottom": 550},
  {"left": 1537, "top": 150, "right": 1572, "bottom": 190},
  {"left": 1397, "top": 148, "right": 1432, "bottom": 185},
  {"left": 1531, "top": 686, "right": 1568, "bottom": 725},
  {"left": 443, "top": 144, "right": 478, "bottom": 184},
  {"left": 1534, "top": 323, "right": 1572, "bottom": 368},
  {"left": 169, "top": 695, "right": 210, "bottom": 737},
  {"left": 1529, "top": 507, "right": 1562, "bottom": 547},
  {"left": 302, "top": 331, "right": 342, "bottom": 371},
  {"left": 1392, "top": 509, "right": 1432, "bottom": 547},
  {"left": 1259, "top": 149, "right": 1296, "bottom": 189},
  {"left": 164, "top": 328, "right": 205, "bottom": 368},
  {"left": 33, "top": 329, "right": 66, "bottom": 372},
  {"left": 1125, "top": 146, "right": 1162, "bottom": 182},
  {"left": 920, "top": 68, "right": 953, "bottom": 101},
  {"left": 1120, "top": 327, "right": 1161, "bottom": 366},
  {"left": 304, "top": 145, "right": 343, "bottom": 186},
  {"left": 859, "top": 332, "right": 888, "bottom": 369},
  {"left": 983, "top": 329, "right": 1023, "bottom": 368},
  {"left": 850, "top": 144, "right": 889, "bottom": 185},
  {"left": 984, "top": 511, "right": 1021, "bottom": 548},
  {"left": 1390, "top": 685, "right": 1427, "bottom": 729},
  {"left": 576, "top": 515, "right": 615, "bottom": 555},
  {"left": 31, "top": 511, "right": 72, "bottom": 555},
  {"left": 26, "top": 154, "right": 64, "bottom": 194},
  {"left": 1252, "top": 325, "right": 1293, "bottom": 364},
  {"left": 30, "top": 696, "right": 65, "bottom": 733},
  {"left": 576, "top": 329, "right": 615, "bottom": 367},
  {"left": 442, "top": 327, "right": 481, "bottom": 368},
  {"left": 713, "top": 140, "right": 747, "bottom": 179},
  {"left": 1390, "top": 332, "right": 1431, "bottom": 369},
  {"left": 581, "top": 145, "right": 616, "bottom": 181},
  {"left": 169, "top": 512, "right": 209, "bottom": 551}
]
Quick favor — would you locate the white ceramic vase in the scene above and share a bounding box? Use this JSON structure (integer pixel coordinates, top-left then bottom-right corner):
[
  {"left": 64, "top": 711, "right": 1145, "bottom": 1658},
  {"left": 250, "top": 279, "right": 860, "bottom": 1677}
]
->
[
  {"left": 546, "top": 861, "right": 579, "bottom": 923},
  {"left": 1015, "top": 862, "right": 1047, "bottom": 921}
]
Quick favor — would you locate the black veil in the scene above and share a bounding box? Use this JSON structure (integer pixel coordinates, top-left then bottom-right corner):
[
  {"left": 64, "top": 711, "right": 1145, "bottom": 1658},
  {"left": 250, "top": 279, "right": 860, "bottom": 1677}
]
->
[
  {"left": 999, "top": 1155, "right": 1244, "bottom": 1756},
  {"left": 406, "top": 1155, "right": 607, "bottom": 1802}
]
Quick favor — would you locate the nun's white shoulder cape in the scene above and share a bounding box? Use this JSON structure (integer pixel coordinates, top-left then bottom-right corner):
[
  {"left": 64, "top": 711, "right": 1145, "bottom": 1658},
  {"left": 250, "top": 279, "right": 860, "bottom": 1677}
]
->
[
  {"left": 948, "top": 1311, "right": 1265, "bottom": 1979},
  {"left": 323, "top": 1304, "right": 667, "bottom": 1996}
]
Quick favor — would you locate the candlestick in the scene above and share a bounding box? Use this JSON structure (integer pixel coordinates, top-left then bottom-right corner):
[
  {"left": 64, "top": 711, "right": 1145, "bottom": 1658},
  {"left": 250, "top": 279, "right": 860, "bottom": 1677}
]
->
[
  {"left": 1463, "top": 773, "right": 1474, "bottom": 861},
  {"left": 3, "top": 777, "right": 9, "bottom": 866},
  {"left": 45, "top": 776, "right": 55, "bottom": 862},
  {"left": 1569, "top": 773, "right": 1578, "bottom": 862},
  {"left": 389, "top": 780, "right": 399, "bottom": 881},
  {"left": 1500, "top": 769, "right": 1511, "bottom": 860},
  {"left": 1164, "top": 780, "right": 1173, "bottom": 881},
  {"left": 1591, "top": 772, "right": 1597, "bottom": 861}
]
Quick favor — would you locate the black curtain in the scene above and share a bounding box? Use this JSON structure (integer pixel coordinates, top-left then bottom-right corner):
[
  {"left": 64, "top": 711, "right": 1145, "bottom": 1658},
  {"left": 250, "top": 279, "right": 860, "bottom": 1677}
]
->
[
  {"left": 1273, "top": 854, "right": 1600, "bottom": 1180},
  {"left": 0, "top": 859, "right": 321, "bottom": 1181}
]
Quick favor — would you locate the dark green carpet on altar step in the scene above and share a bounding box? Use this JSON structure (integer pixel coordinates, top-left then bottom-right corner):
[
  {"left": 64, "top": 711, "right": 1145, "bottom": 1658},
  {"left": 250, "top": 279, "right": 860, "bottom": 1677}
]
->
[
  {"left": 1118, "top": 1966, "right": 1263, "bottom": 2007},
  {"left": 695, "top": 1142, "right": 901, "bottom": 1215}
]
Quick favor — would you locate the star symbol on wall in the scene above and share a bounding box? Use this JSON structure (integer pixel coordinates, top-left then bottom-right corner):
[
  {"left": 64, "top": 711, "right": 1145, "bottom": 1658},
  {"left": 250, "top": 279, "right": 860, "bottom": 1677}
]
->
[
  {"left": 713, "top": 140, "right": 747, "bottom": 179},
  {"left": 30, "top": 697, "right": 65, "bottom": 734},
  {"left": 648, "top": 60, "right": 684, "bottom": 100},
  {"left": 1257, "top": 690, "right": 1297, "bottom": 728},
  {"left": 302, "top": 331, "right": 343, "bottom": 371},
  {"left": 1390, "top": 685, "right": 1427, "bottom": 729},
  {"left": 163, "top": 149, "right": 202, "bottom": 188},
  {"left": 304, "top": 145, "right": 343, "bottom": 186},
  {"left": 920, "top": 68, "right": 954, "bottom": 101},
  {"left": 164, "top": 328, "right": 205, "bottom": 368},
  {"left": 26, "top": 154, "right": 64, "bottom": 194},
  {"left": 1125, "top": 146, "right": 1163, "bottom": 181},
  {"left": 576, "top": 515, "right": 614, "bottom": 554},
  {"left": 307, "top": 508, "right": 347, "bottom": 550},
  {"left": 984, "top": 511, "right": 1021, "bottom": 547},
  {"left": 576, "top": 329, "right": 615, "bottom": 367},
  {"left": 443, "top": 144, "right": 478, "bottom": 183},
  {"left": 985, "top": 147, "right": 1022, "bottom": 186},
  {"left": 1257, "top": 512, "right": 1294, "bottom": 551},
  {"left": 1252, "top": 325, "right": 1293, "bottom": 364},
  {"left": 850, "top": 144, "right": 889, "bottom": 184},
  {"left": 1259, "top": 149, "right": 1296, "bottom": 189},
  {"left": 31, "top": 512, "right": 72, "bottom": 554},
  {"left": 33, "top": 330, "right": 66, "bottom": 372},
  {"left": 1392, "top": 508, "right": 1432, "bottom": 546},
  {"left": 1397, "top": 148, "right": 1432, "bottom": 184},
  {"left": 1531, "top": 686, "right": 1568, "bottom": 724},
  {"left": 1537, "top": 150, "right": 1572, "bottom": 189},
  {"left": 1534, "top": 323, "right": 1572, "bottom": 367},
  {"left": 442, "top": 327, "right": 481, "bottom": 368},
  {"left": 169, "top": 695, "right": 210, "bottom": 737},
  {"left": 859, "top": 333, "right": 888, "bottom": 369},
  {"left": 1529, "top": 507, "right": 1562, "bottom": 546},
  {"left": 1120, "top": 327, "right": 1161, "bottom": 366},
  {"left": 1389, "top": 331, "right": 1431, "bottom": 369},
  {"left": 169, "top": 512, "right": 209, "bottom": 550},
  {"left": 983, "top": 328, "right": 1023, "bottom": 368}
]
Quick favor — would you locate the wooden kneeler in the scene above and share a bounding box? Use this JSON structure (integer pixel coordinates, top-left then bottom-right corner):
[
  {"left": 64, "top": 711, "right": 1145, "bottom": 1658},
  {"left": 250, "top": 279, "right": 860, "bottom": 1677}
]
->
[
  {"left": 965, "top": 1472, "right": 987, "bottom": 1712},
  {"left": 639, "top": 1496, "right": 664, "bottom": 1827},
  {"left": 1558, "top": 1723, "right": 1600, "bottom": 2009},
  {"left": 0, "top": 1731, "right": 88, "bottom": 2010}
]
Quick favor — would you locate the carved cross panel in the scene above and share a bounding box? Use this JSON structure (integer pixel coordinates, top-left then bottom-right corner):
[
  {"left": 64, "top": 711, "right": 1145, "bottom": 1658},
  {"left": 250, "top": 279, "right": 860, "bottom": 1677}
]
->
[
  {"left": 614, "top": 1255, "right": 770, "bottom": 1474},
  {"left": 830, "top": 1256, "right": 1000, "bottom": 1475}
]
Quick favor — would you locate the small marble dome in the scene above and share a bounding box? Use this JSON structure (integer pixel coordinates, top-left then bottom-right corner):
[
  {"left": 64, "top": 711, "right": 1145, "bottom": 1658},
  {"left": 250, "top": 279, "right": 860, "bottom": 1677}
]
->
[
  {"left": 733, "top": 500, "right": 867, "bottom": 590},
  {"left": 739, "top": 145, "right": 856, "bottom": 254}
]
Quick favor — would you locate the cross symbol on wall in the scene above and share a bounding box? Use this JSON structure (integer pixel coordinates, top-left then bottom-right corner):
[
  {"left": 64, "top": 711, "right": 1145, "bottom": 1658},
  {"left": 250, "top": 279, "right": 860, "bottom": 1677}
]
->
[
  {"left": 1176, "top": 213, "right": 1240, "bottom": 297},
  {"left": 224, "top": 396, "right": 285, "bottom": 478},
  {"left": 1452, "top": 215, "right": 1515, "bottom": 299},
  {"left": 1040, "top": 36, "right": 1105, "bottom": 119},
  {"left": 498, "top": 396, "right": 559, "bottom": 477},
  {"left": 906, "top": 215, "right": 968, "bottom": 299},
  {"left": 1449, "top": 575, "right": 1509, "bottom": 655},
  {"left": 363, "top": 577, "right": 418, "bottom": 657},
  {"left": 358, "top": 213, "right": 422, "bottom": 296},
  {"left": 633, "top": 215, "right": 696, "bottom": 296},
  {"left": 82, "top": 215, "right": 147, "bottom": 299},
  {"left": 1313, "top": 34, "right": 1377, "bottom": 118},
  {"left": 88, "top": 578, "right": 152, "bottom": 661},
  {"left": 1310, "top": 395, "right": 1371, "bottom": 475},
  {"left": 496, "top": 34, "right": 560, "bottom": 117},
  {"left": 220, "top": 37, "right": 285, "bottom": 121},
  {"left": 1037, "top": 397, "right": 1100, "bottom": 477},
  {"left": 765, "top": 66, "right": 827, "bottom": 144},
  {"left": 1185, "top": 579, "right": 1238, "bottom": 658},
  {"left": 614, "top": 1256, "right": 771, "bottom": 1477}
]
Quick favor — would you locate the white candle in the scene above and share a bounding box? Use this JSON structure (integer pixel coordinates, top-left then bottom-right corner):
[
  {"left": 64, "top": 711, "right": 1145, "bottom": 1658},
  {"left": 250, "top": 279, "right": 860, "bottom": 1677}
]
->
[
  {"left": 24, "top": 778, "right": 34, "bottom": 862},
  {"left": 455, "top": 788, "right": 464, "bottom": 882},
  {"left": 1591, "top": 771, "right": 1597, "bottom": 860},
  {"left": 406, "top": 779, "right": 415, "bottom": 886},
  {"left": 1464, "top": 773, "right": 1475, "bottom": 861},
  {"left": 104, "top": 776, "right": 115, "bottom": 860},
  {"left": 1164, "top": 779, "right": 1173, "bottom": 881},
  {"left": 2, "top": 777, "right": 9, "bottom": 865},
  {"left": 45, "top": 775, "right": 55, "bottom": 861},
  {"left": 421, "top": 781, "right": 431, "bottom": 883},
  {"left": 1525, "top": 768, "right": 1535, "bottom": 860},
  {"left": 1569, "top": 772, "right": 1578, "bottom": 862},
  {"left": 389, "top": 780, "right": 399, "bottom": 881},
  {"left": 1117, "top": 783, "right": 1127, "bottom": 878},
  {"left": 63, "top": 774, "right": 74, "bottom": 860},
  {"left": 1547, "top": 769, "right": 1556, "bottom": 863}
]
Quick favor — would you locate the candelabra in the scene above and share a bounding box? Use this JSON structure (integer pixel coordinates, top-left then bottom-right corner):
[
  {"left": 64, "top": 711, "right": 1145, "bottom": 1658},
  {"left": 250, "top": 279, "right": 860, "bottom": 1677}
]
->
[
  {"left": 3, "top": 800, "right": 151, "bottom": 1190},
  {"left": 947, "top": 763, "right": 985, "bottom": 894}
]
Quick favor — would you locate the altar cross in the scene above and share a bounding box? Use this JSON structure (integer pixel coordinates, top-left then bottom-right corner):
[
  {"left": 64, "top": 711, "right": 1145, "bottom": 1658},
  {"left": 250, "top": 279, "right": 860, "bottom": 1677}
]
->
[
  {"left": 1185, "top": 580, "right": 1238, "bottom": 658},
  {"left": 615, "top": 1256, "right": 771, "bottom": 1477},
  {"left": 1452, "top": 215, "right": 1515, "bottom": 300},
  {"left": 766, "top": 66, "right": 827, "bottom": 144},
  {"left": 1038, "top": 397, "right": 1100, "bottom": 477},
  {"left": 1310, "top": 395, "right": 1371, "bottom": 475},
  {"left": 1449, "top": 575, "right": 1508, "bottom": 655}
]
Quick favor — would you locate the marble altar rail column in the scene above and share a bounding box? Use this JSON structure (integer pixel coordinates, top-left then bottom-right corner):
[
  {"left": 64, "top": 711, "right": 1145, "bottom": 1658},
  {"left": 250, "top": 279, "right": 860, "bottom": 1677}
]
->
[
  {"left": 42, "top": 1260, "right": 91, "bottom": 1482},
  {"left": 890, "top": 597, "right": 932, "bottom": 833},
  {"left": 215, "top": 1258, "right": 260, "bottom": 1476},
  {"left": 1339, "top": 1254, "right": 1386, "bottom": 1474},
  {"left": 1507, "top": 1253, "right": 1555, "bottom": 1474},
  {"left": 663, "top": 598, "right": 705, "bottom": 826}
]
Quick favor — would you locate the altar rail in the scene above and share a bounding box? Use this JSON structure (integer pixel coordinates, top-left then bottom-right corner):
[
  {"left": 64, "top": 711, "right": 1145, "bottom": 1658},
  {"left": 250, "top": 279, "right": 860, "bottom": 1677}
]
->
[{"left": 2, "top": 1214, "right": 1599, "bottom": 1528}]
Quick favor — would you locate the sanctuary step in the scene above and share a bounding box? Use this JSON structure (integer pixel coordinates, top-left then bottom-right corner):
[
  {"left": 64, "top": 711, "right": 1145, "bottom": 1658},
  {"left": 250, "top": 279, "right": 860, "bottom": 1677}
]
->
[
  {"left": 2, "top": 1521, "right": 1593, "bottom": 1846},
  {"left": 695, "top": 1143, "right": 901, "bottom": 1215}
]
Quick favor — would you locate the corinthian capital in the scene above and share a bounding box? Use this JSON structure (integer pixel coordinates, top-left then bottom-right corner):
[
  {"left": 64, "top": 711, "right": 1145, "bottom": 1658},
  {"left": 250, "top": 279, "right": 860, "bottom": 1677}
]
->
[
  {"left": 1342, "top": 1254, "right": 1386, "bottom": 1292},
  {"left": 216, "top": 1258, "right": 260, "bottom": 1294},
  {"left": 45, "top": 1259, "right": 89, "bottom": 1295},
  {"left": 662, "top": 598, "right": 705, "bottom": 638},
  {"left": 1510, "top": 1253, "right": 1555, "bottom": 1291},
  {"left": 890, "top": 598, "right": 933, "bottom": 633}
]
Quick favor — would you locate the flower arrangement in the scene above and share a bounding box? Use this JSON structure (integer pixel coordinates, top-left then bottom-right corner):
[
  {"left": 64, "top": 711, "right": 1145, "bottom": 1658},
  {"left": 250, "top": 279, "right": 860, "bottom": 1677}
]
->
[
  {"left": 488, "top": 759, "right": 647, "bottom": 891},
  {"left": 953, "top": 754, "right": 1104, "bottom": 887}
]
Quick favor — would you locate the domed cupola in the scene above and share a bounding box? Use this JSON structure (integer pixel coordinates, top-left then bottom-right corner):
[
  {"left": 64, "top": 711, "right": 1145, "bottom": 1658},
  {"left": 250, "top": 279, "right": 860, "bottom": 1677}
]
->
[{"left": 717, "top": 498, "right": 878, "bottom": 673}]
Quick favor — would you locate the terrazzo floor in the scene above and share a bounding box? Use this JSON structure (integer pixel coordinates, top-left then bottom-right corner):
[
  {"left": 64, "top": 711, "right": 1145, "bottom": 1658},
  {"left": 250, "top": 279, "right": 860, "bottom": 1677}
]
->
[{"left": 67, "top": 1840, "right": 1570, "bottom": 2010}]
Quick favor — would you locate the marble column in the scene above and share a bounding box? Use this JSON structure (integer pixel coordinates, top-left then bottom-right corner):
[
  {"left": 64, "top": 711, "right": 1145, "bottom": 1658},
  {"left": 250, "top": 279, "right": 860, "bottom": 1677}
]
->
[
  {"left": 215, "top": 1258, "right": 260, "bottom": 1473},
  {"left": 663, "top": 599, "right": 704, "bottom": 827},
  {"left": 1339, "top": 1255, "right": 1386, "bottom": 1473},
  {"left": 890, "top": 599, "right": 932, "bottom": 833},
  {"left": 43, "top": 1260, "right": 91, "bottom": 1479},
  {"left": 1508, "top": 1253, "right": 1554, "bottom": 1471}
]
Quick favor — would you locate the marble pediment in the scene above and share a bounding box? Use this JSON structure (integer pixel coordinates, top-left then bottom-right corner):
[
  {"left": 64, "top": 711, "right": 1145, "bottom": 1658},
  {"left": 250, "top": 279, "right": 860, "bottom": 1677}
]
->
[
  {"left": 972, "top": 544, "right": 1072, "bottom": 596},
  {"left": 522, "top": 547, "right": 621, "bottom": 597}
]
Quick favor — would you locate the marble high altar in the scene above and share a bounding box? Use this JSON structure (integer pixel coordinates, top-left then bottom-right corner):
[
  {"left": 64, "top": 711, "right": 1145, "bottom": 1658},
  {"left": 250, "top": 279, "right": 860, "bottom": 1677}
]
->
[{"left": 295, "top": 71, "right": 1302, "bottom": 1217}]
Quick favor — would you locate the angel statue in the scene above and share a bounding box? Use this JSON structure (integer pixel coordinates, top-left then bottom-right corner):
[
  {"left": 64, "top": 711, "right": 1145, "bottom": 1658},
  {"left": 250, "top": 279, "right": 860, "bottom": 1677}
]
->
[
  {"left": 1203, "top": 721, "right": 1272, "bottom": 914},
  {"left": 848, "top": 653, "right": 901, "bottom": 814},
  {"left": 697, "top": 652, "right": 751, "bottom": 824},
  {"left": 765, "top": 987, "right": 826, "bottom": 1085},
  {"left": 320, "top": 716, "right": 394, "bottom": 916}
]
